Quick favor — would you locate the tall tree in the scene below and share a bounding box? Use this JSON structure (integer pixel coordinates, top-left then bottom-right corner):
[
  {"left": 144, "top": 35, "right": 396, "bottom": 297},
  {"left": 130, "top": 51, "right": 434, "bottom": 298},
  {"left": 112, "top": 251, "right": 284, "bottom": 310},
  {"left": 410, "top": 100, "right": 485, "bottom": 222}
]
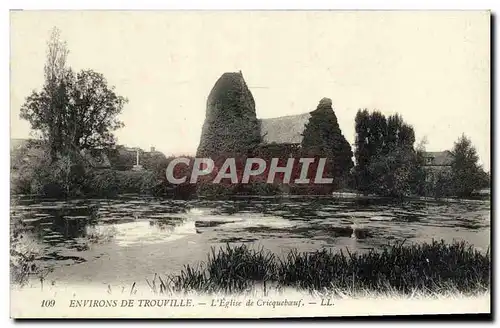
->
[
  {"left": 20, "top": 27, "right": 127, "bottom": 160},
  {"left": 354, "top": 109, "right": 371, "bottom": 193},
  {"left": 411, "top": 137, "right": 429, "bottom": 196},
  {"left": 451, "top": 134, "right": 483, "bottom": 197},
  {"left": 65, "top": 70, "right": 126, "bottom": 150},
  {"left": 367, "top": 111, "right": 388, "bottom": 156},
  {"left": 20, "top": 27, "right": 69, "bottom": 161},
  {"left": 354, "top": 109, "right": 418, "bottom": 196},
  {"left": 354, "top": 110, "right": 389, "bottom": 193}
]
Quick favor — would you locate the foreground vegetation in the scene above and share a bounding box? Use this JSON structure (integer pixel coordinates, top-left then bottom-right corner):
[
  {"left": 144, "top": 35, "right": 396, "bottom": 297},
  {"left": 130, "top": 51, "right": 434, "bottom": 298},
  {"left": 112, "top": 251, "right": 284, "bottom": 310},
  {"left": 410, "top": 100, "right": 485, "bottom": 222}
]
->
[
  {"left": 147, "top": 240, "right": 490, "bottom": 296},
  {"left": 11, "top": 236, "right": 490, "bottom": 298}
]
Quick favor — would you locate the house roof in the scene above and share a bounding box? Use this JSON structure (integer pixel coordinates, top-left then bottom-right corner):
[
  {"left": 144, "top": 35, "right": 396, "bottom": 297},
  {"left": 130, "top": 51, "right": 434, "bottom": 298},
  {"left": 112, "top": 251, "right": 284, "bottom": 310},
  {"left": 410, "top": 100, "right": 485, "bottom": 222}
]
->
[
  {"left": 259, "top": 112, "right": 311, "bottom": 145},
  {"left": 423, "top": 151, "right": 453, "bottom": 166}
]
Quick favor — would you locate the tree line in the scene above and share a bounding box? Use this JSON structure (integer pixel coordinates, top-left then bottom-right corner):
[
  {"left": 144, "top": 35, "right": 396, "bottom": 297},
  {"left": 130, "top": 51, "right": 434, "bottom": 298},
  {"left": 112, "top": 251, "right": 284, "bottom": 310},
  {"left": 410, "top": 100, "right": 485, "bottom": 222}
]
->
[{"left": 352, "top": 110, "right": 489, "bottom": 198}]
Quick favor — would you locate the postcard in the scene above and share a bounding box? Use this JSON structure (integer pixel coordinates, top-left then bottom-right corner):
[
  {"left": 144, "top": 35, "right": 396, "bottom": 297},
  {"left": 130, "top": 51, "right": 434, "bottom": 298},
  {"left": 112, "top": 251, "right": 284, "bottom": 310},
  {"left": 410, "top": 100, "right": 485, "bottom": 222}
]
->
[{"left": 10, "top": 10, "right": 491, "bottom": 318}]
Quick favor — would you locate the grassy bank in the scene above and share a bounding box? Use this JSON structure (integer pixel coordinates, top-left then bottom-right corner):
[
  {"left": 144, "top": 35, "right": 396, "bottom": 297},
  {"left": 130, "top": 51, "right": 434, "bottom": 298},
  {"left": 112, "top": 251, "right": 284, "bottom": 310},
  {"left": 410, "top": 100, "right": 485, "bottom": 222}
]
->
[
  {"left": 154, "top": 240, "right": 489, "bottom": 296},
  {"left": 11, "top": 240, "right": 490, "bottom": 301}
]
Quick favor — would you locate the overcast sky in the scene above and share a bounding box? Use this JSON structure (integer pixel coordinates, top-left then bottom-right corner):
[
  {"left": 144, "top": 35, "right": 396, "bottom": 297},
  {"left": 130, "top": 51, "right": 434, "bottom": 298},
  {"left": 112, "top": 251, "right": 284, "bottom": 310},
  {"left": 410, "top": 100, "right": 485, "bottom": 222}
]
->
[{"left": 10, "top": 11, "right": 490, "bottom": 170}]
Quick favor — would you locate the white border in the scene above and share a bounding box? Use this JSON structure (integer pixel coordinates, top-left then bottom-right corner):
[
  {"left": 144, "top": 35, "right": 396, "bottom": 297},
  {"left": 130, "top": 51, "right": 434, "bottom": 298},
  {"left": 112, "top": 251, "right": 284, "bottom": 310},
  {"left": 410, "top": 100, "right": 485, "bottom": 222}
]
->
[
  {"left": 0, "top": 1, "right": 497, "bottom": 10},
  {"left": 2, "top": 1, "right": 497, "bottom": 327}
]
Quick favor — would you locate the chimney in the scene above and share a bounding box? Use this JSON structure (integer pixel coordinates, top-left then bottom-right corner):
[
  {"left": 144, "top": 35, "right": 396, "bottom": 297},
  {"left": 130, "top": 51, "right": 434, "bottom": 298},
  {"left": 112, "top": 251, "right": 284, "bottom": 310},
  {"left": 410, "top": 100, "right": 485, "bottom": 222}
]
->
[{"left": 150, "top": 146, "right": 156, "bottom": 153}]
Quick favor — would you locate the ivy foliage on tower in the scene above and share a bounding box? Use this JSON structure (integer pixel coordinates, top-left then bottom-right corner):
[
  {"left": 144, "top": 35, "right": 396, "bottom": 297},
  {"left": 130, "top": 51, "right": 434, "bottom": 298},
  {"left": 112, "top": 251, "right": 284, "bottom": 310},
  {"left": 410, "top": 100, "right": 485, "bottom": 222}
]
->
[{"left": 300, "top": 98, "right": 354, "bottom": 190}]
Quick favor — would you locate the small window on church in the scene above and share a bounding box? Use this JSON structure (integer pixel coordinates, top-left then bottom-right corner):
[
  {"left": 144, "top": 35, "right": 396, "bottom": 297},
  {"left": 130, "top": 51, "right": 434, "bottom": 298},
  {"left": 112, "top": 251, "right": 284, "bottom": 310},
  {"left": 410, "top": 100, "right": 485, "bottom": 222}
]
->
[{"left": 426, "top": 157, "right": 433, "bottom": 165}]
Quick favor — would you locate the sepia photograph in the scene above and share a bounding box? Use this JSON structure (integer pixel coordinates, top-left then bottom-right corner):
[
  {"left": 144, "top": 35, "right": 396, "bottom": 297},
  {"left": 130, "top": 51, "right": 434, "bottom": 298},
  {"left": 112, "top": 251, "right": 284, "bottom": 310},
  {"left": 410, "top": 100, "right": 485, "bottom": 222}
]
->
[{"left": 9, "top": 10, "right": 491, "bottom": 318}]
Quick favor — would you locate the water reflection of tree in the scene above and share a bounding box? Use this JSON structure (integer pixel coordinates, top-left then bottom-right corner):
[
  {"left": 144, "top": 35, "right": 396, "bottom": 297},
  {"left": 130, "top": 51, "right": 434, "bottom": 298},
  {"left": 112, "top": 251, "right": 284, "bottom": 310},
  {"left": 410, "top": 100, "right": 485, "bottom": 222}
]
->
[{"left": 22, "top": 205, "right": 99, "bottom": 243}]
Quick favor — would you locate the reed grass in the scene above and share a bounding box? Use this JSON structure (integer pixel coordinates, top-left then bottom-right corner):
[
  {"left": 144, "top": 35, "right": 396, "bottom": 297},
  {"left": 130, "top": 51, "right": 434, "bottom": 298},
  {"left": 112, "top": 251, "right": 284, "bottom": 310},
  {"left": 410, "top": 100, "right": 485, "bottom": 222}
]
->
[{"left": 154, "top": 240, "right": 489, "bottom": 296}]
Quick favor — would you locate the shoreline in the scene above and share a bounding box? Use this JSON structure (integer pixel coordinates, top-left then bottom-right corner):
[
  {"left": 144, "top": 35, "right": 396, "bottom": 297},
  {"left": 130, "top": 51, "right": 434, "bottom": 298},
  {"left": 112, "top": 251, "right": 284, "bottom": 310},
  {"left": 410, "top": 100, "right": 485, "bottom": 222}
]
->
[{"left": 10, "top": 191, "right": 491, "bottom": 204}]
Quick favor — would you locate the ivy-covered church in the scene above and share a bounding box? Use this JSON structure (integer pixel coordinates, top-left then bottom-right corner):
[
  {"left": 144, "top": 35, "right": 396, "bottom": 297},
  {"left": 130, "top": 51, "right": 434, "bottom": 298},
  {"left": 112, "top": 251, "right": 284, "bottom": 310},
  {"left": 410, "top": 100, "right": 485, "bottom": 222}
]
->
[{"left": 196, "top": 71, "right": 353, "bottom": 193}]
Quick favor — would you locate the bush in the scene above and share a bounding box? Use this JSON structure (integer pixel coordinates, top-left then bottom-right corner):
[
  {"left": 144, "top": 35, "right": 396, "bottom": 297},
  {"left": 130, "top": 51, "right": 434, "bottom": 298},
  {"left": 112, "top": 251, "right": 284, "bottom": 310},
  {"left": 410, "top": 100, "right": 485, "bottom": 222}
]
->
[
  {"left": 367, "top": 149, "right": 419, "bottom": 198},
  {"left": 84, "top": 169, "right": 157, "bottom": 197},
  {"left": 11, "top": 144, "right": 88, "bottom": 198},
  {"left": 11, "top": 142, "right": 160, "bottom": 198},
  {"left": 196, "top": 183, "right": 238, "bottom": 199},
  {"left": 237, "top": 182, "right": 282, "bottom": 196},
  {"left": 423, "top": 170, "right": 455, "bottom": 199}
]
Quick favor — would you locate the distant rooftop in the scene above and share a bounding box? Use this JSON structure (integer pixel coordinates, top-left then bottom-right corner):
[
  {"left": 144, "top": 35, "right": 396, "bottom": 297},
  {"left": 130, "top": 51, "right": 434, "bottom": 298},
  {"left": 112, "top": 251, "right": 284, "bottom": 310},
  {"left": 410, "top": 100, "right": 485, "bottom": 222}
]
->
[{"left": 423, "top": 150, "right": 453, "bottom": 166}]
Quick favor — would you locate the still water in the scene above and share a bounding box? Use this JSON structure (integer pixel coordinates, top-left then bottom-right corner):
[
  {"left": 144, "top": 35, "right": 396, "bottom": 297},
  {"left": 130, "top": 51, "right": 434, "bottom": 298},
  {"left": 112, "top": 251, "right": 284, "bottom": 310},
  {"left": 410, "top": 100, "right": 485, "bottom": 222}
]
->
[{"left": 10, "top": 195, "right": 490, "bottom": 286}]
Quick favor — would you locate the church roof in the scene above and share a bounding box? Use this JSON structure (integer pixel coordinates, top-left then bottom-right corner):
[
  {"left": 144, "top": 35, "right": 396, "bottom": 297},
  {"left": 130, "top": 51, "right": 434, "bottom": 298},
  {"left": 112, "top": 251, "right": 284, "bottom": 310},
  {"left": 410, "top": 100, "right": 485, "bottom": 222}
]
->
[{"left": 259, "top": 112, "right": 311, "bottom": 145}]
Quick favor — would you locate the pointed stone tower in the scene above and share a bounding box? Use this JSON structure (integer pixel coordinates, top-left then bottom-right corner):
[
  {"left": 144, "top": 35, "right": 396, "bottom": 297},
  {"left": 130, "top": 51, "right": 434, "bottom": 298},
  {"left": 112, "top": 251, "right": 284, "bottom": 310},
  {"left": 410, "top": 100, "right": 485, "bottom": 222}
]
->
[{"left": 196, "top": 71, "right": 261, "bottom": 158}]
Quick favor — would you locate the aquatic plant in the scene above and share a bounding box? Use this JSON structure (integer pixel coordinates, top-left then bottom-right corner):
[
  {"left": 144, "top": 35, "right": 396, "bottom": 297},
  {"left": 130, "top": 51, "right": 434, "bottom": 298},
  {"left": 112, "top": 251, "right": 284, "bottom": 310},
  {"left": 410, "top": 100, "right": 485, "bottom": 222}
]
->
[
  {"left": 10, "top": 219, "right": 52, "bottom": 287},
  {"left": 157, "top": 240, "right": 490, "bottom": 296}
]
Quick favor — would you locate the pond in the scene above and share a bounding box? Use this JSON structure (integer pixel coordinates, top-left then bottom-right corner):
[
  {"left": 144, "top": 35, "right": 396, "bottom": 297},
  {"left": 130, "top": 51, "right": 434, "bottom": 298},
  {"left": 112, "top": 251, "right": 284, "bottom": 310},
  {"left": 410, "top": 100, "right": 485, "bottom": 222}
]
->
[{"left": 10, "top": 195, "right": 490, "bottom": 288}]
